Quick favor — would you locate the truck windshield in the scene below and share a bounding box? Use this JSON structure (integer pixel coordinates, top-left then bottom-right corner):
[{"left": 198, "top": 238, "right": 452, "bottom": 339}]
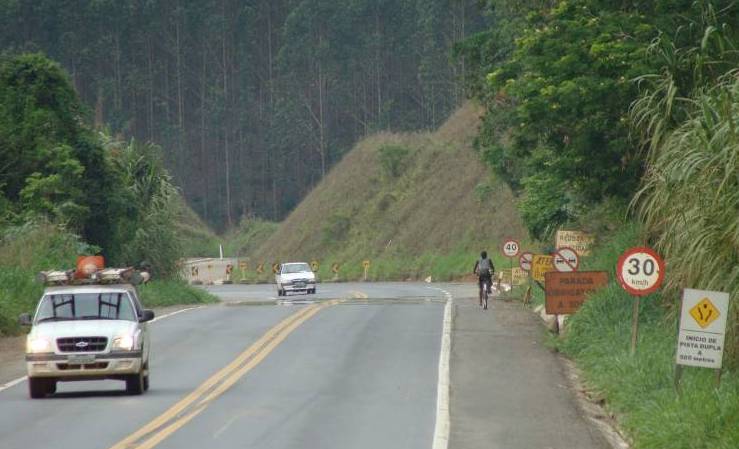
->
[
  {"left": 35, "top": 293, "right": 137, "bottom": 322},
  {"left": 282, "top": 263, "right": 311, "bottom": 274}
]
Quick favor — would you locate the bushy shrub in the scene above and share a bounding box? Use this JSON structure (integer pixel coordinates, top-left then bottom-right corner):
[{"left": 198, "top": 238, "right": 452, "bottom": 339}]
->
[{"left": 377, "top": 144, "right": 410, "bottom": 178}]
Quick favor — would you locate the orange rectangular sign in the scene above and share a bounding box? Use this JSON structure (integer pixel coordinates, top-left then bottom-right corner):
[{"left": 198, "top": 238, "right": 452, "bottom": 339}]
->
[{"left": 544, "top": 271, "right": 609, "bottom": 315}]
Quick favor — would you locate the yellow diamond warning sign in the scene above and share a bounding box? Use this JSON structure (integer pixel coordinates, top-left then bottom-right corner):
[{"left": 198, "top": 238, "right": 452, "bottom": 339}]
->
[
  {"left": 676, "top": 289, "right": 729, "bottom": 369},
  {"left": 689, "top": 297, "right": 720, "bottom": 329}
]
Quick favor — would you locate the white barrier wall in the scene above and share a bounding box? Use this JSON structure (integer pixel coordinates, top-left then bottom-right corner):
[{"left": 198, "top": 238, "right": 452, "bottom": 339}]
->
[{"left": 181, "top": 258, "right": 239, "bottom": 284}]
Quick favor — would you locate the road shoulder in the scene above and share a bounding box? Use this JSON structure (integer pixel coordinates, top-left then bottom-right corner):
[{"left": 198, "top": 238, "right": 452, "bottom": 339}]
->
[{"left": 447, "top": 285, "right": 611, "bottom": 449}]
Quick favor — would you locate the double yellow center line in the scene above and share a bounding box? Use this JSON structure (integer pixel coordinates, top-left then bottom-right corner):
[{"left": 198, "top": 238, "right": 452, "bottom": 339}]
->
[{"left": 110, "top": 299, "right": 341, "bottom": 449}]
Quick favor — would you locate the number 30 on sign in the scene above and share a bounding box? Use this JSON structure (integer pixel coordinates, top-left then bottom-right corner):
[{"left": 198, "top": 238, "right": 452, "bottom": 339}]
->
[{"left": 616, "top": 247, "right": 665, "bottom": 296}]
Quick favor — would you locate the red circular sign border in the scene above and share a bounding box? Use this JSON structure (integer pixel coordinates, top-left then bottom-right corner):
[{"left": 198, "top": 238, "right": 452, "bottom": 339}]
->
[
  {"left": 552, "top": 246, "right": 579, "bottom": 272},
  {"left": 519, "top": 251, "right": 534, "bottom": 271},
  {"left": 502, "top": 239, "right": 520, "bottom": 258},
  {"left": 616, "top": 246, "right": 665, "bottom": 297}
]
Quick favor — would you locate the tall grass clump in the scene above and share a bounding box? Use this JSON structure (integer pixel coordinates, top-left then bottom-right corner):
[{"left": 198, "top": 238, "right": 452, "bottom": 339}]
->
[
  {"left": 631, "top": 74, "right": 739, "bottom": 366},
  {"left": 0, "top": 222, "right": 90, "bottom": 335},
  {"left": 630, "top": 12, "right": 739, "bottom": 365},
  {"left": 103, "top": 136, "right": 184, "bottom": 277}
]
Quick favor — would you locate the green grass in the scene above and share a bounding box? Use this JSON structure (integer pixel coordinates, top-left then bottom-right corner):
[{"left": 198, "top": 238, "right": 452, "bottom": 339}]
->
[
  {"left": 137, "top": 279, "right": 218, "bottom": 307},
  {"left": 0, "top": 222, "right": 84, "bottom": 335},
  {"left": 222, "top": 218, "right": 278, "bottom": 258},
  {"left": 556, "top": 225, "right": 739, "bottom": 449},
  {"left": 174, "top": 197, "right": 222, "bottom": 258},
  {"left": 0, "top": 222, "right": 218, "bottom": 336}
]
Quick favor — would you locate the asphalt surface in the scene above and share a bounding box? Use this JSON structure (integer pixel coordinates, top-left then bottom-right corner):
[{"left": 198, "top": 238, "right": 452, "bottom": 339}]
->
[
  {"left": 444, "top": 285, "right": 611, "bottom": 449},
  {"left": 0, "top": 282, "right": 611, "bottom": 449}
]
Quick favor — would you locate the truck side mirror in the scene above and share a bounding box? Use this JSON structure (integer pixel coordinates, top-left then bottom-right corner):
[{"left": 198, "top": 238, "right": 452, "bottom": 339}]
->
[
  {"left": 140, "top": 310, "right": 155, "bottom": 322},
  {"left": 18, "top": 313, "right": 32, "bottom": 326}
]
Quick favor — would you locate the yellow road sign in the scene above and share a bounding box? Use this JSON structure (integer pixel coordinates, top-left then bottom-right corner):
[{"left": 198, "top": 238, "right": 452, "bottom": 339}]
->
[
  {"left": 331, "top": 263, "right": 340, "bottom": 273},
  {"left": 256, "top": 263, "right": 264, "bottom": 274},
  {"left": 363, "top": 260, "right": 371, "bottom": 269},
  {"left": 532, "top": 255, "right": 554, "bottom": 283},
  {"left": 310, "top": 260, "right": 320, "bottom": 271},
  {"left": 239, "top": 261, "right": 247, "bottom": 270},
  {"left": 689, "top": 297, "right": 720, "bottom": 329},
  {"left": 511, "top": 267, "right": 527, "bottom": 286},
  {"left": 272, "top": 263, "right": 280, "bottom": 274}
]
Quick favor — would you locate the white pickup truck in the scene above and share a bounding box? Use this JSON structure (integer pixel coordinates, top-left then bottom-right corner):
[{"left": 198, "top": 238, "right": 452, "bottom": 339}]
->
[
  {"left": 275, "top": 262, "right": 317, "bottom": 296},
  {"left": 19, "top": 269, "right": 154, "bottom": 398}
]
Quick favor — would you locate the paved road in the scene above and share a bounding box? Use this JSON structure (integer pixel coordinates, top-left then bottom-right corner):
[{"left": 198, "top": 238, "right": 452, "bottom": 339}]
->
[
  {"left": 0, "top": 282, "right": 611, "bottom": 449},
  {"left": 0, "top": 283, "right": 445, "bottom": 449}
]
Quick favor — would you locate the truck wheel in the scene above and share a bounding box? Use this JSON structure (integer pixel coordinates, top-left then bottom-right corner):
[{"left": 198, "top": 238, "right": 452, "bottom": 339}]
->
[
  {"left": 126, "top": 370, "right": 145, "bottom": 395},
  {"left": 143, "top": 362, "right": 150, "bottom": 392},
  {"left": 28, "top": 378, "right": 50, "bottom": 399}
]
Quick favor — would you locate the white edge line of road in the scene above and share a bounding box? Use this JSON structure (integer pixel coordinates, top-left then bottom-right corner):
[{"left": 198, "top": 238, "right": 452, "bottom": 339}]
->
[
  {"left": 430, "top": 287, "right": 453, "bottom": 449},
  {"left": 0, "top": 305, "right": 206, "bottom": 394}
]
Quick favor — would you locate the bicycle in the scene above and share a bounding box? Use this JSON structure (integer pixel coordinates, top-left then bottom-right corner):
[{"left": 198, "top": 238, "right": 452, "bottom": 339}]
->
[{"left": 479, "top": 275, "right": 491, "bottom": 310}]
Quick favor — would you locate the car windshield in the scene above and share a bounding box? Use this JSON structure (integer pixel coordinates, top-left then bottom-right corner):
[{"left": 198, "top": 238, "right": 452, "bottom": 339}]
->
[
  {"left": 282, "top": 263, "right": 311, "bottom": 274},
  {"left": 35, "top": 292, "right": 137, "bottom": 322}
]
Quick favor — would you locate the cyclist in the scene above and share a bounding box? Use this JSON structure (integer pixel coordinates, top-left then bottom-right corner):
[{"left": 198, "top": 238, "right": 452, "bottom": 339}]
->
[{"left": 473, "top": 251, "right": 495, "bottom": 309}]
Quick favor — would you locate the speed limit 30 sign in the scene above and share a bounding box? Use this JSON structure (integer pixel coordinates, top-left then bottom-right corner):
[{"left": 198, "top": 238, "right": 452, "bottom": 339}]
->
[{"left": 616, "top": 247, "right": 665, "bottom": 296}]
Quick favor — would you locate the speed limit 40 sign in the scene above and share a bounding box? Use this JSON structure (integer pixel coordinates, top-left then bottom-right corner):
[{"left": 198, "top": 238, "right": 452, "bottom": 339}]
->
[
  {"left": 502, "top": 239, "right": 520, "bottom": 258},
  {"left": 616, "top": 247, "right": 665, "bottom": 296}
]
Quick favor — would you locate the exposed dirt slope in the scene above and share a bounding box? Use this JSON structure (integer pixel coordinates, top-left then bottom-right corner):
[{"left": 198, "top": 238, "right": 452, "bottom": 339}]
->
[{"left": 246, "top": 102, "right": 527, "bottom": 281}]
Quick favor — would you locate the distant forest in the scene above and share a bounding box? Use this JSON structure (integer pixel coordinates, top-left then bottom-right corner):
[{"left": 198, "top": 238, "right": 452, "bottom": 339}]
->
[{"left": 0, "top": 0, "right": 484, "bottom": 230}]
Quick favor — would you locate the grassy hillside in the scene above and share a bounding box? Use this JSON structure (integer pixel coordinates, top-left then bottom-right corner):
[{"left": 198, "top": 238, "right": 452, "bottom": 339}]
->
[
  {"left": 241, "top": 103, "right": 528, "bottom": 281},
  {"left": 174, "top": 197, "right": 221, "bottom": 258}
]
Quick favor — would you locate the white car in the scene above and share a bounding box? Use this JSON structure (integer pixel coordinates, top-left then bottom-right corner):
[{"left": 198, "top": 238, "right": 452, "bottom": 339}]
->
[
  {"left": 275, "top": 262, "right": 316, "bottom": 296},
  {"left": 19, "top": 274, "right": 154, "bottom": 399}
]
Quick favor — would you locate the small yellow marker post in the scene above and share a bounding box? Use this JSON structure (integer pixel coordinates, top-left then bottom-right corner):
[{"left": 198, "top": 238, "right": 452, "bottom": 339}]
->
[{"left": 239, "top": 261, "right": 247, "bottom": 282}]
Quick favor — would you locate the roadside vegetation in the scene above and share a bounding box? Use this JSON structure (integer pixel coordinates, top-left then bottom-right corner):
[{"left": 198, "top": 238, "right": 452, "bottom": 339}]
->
[
  {"left": 457, "top": 1, "right": 738, "bottom": 447},
  {"left": 0, "top": 53, "right": 216, "bottom": 336},
  {"left": 561, "top": 224, "right": 738, "bottom": 449}
]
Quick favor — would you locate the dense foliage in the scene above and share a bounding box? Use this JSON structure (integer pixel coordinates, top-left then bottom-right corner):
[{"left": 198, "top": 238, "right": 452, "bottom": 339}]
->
[
  {"left": 0, "top": 53, "right": 118, "bottom": 246},
  {"left": 458, "top": 0, "right": 738, "bottom": 240},
  {"left": 0, "top": 0, "right": 485, "bottom": 230},
  {"left": 0, "top": 53, "right": 183, "bottom": 276}
]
